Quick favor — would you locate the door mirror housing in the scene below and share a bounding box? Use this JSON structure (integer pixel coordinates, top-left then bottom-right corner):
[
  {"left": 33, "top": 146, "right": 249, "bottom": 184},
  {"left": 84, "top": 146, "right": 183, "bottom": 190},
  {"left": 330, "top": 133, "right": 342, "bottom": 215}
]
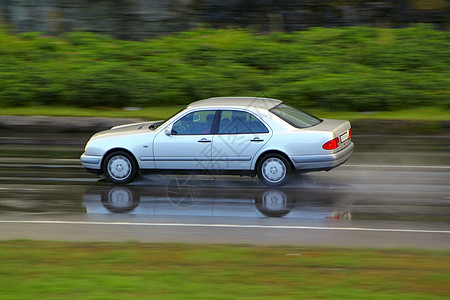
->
[{"left": 164, "top": 125, "right": 173, "bottom": 136}]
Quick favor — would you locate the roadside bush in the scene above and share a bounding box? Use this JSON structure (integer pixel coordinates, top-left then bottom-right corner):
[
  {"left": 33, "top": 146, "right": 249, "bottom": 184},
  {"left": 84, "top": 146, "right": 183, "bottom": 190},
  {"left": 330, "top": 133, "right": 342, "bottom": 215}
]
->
[
  {"left": 63, "top": 62, "right": 141, "bottom": 107},
  {"left": 0, "top": 25, "right": 448, "bottom": 110}
]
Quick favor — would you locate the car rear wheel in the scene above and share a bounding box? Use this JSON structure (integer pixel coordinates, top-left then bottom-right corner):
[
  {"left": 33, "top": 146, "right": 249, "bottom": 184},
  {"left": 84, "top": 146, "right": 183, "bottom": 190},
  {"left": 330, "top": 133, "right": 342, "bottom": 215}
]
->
[
  {"left": 102, "top": 151, "right": 138, "bottom": 184},
  {"left": 257, "top": 153, "right": 292, "bottom": 186}
]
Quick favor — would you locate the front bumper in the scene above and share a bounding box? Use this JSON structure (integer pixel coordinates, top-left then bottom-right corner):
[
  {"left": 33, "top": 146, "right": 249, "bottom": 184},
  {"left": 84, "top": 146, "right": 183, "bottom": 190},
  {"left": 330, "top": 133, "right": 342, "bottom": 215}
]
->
[
  {"left": 80, "top": 153, "right": 102, "bottom": 173},
  {"left": 290, "top": 142, "right": 354, "bottom": 172}
]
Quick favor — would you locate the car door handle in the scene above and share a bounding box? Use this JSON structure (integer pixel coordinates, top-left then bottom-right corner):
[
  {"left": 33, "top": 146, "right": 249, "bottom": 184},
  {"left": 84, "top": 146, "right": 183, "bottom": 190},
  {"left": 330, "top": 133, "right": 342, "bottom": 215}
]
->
[
  {"left": 250, "top": 138, "right": 264, "bottom": 142},
  {"left": 198, "top": 138, "right": 212, "bottom": 143}
]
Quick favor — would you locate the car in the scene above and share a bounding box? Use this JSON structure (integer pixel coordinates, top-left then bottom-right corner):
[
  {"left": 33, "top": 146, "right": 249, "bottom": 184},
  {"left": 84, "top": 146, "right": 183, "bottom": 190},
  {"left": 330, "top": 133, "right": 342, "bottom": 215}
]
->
[{"left": 80, "top": 97, "right": 354, "bottom": 186}]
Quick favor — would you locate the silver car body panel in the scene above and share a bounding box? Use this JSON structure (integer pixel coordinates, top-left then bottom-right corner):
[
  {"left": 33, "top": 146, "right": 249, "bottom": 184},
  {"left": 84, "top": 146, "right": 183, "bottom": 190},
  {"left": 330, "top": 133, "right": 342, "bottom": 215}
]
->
[{"left": 81, "top": 97, "right": 353, "bottom": 175}]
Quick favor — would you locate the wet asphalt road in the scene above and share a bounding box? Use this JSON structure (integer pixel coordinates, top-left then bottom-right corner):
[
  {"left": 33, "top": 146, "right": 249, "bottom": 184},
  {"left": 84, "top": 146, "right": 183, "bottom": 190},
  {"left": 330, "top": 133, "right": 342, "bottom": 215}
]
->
[{"left": 0, "top": 133, "right": 449, "bottom": 249}]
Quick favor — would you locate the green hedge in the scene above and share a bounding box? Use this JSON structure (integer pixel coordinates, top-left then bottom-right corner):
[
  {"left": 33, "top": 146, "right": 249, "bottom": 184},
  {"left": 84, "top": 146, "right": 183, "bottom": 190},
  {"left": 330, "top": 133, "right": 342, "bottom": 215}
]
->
[{"left": 0, "top": 25, "right": 449, "bottom": 110}]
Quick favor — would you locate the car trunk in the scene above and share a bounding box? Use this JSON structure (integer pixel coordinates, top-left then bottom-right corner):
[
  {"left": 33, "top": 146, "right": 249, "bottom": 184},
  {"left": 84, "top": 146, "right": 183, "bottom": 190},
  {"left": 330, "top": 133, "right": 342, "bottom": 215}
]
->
[{"left": 306, "top": 119, "right": 352, "bottom": 152}]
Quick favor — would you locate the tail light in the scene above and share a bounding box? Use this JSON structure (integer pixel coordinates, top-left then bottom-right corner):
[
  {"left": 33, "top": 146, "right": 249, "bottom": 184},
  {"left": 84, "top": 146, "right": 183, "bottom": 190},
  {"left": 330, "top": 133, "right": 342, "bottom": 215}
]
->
[
  {"left": 349, "top": 129, "right": 352, "bottom": 140},
  {"left": 322, "top": 137, "right": 340, "bottom": 150}
]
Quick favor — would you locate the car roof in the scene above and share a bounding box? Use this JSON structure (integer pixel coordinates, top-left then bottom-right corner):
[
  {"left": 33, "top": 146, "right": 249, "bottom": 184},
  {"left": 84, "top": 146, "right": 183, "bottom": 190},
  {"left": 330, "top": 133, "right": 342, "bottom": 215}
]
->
[{"left": 187, "top": 97, "right": 282, "bottom": 110}]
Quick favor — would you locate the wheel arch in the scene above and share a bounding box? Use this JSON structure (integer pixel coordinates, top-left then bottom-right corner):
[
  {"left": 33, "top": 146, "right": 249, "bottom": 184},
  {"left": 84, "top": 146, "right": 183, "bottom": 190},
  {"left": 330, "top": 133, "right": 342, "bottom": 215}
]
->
[
  {"left": 101, "top": 148, "right": 139, "bottom": 173},
  {"left": 253, "top": 150, "right": 295, "bottom": 171}
]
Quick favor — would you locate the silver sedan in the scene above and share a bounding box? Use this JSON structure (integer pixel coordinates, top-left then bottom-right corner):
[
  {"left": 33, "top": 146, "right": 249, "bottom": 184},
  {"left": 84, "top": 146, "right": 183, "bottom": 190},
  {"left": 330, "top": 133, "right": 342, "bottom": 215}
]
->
[{"left": 80, "top": 97, "right": 354, "bottom": 186}]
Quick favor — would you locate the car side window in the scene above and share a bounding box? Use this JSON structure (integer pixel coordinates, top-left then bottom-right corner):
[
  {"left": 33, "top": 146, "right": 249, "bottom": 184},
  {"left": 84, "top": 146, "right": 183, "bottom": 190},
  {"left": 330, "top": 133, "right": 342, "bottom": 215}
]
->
[
  {"left": 249, "top": 114, "right": 269, "bottom": 133},
  {"left": 172, "top": 110, "right": 216, "bottom": 135},
  {"left": 219, "top": 110, "right": 269, "bottom": 134}
]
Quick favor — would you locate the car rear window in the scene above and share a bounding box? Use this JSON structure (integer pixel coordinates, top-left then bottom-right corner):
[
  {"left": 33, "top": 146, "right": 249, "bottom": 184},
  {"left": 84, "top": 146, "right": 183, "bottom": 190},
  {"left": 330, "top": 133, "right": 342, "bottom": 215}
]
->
[{"left": 270, "top": 104, "right": 322, "bottom": 128}]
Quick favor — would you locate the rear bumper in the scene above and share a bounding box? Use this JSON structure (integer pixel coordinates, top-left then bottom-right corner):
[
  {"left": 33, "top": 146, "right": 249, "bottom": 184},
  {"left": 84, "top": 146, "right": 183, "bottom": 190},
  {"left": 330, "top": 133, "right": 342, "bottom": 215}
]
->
[{"left": 290, "top": 142, "right": 354, "bottom": 172}]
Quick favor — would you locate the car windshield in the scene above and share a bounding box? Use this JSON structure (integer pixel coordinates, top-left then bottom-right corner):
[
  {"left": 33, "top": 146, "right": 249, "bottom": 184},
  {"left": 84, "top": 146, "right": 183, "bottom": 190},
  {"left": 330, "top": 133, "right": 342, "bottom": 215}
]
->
[
  {"left": 149, "top": 107, "right": 186, "bottom": 130},
  {"left": 270, "top": 104, "right": 322, "bottom": 128},
  {"left": 148, "top": 121, "right": 164, "bottom": 130}
]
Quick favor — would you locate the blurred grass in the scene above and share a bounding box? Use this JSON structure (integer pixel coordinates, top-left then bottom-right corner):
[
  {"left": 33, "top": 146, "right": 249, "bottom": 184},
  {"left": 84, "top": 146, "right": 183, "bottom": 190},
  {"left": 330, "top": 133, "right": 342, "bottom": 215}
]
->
[
  {"left": 308, "top": 107, "right": 450, "bottom": 121},
  {"left": 0, "top": 105, "right": 185, "bottom": 120},
  {"left": 1, "top": 105, "right": 449, "bottom": 121},
  {"left": 0, "top": 25, "right": 449, "bottom": 111},
  {"left": 0, "top": 241, "right": 448, "bottom": 299}
]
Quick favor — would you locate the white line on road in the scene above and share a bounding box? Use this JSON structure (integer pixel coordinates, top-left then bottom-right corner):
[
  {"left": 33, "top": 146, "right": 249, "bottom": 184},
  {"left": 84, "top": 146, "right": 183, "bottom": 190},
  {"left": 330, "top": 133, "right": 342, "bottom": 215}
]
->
[
  {"left": 345, "top": 164, "right": 450, "bottom": 169},
  {"left": 1, "top": 220, "right": 449, "bottom": 234}
]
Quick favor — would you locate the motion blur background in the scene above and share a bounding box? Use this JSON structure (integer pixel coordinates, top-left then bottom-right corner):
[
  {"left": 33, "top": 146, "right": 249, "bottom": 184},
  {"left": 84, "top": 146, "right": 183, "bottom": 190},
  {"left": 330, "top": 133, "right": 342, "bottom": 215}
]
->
[
  {"left": 0, "top": 0, "right": 448, "bottom": 112},
  {"left": 0, "top": 2, "right": 449, "bottom": 298}
]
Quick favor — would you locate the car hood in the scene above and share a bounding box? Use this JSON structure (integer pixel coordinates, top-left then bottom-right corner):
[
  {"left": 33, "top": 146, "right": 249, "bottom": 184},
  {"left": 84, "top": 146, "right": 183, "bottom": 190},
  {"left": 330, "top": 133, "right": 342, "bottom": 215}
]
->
[{"left": 92, "top": 120, "right": 163, "bottom": 138}]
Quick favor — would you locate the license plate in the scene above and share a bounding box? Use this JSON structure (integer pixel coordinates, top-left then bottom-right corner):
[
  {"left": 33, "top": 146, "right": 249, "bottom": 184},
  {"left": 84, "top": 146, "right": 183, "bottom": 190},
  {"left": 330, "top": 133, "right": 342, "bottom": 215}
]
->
[{"left": 340, "top": 131, "right": 349, "bottom": 143}]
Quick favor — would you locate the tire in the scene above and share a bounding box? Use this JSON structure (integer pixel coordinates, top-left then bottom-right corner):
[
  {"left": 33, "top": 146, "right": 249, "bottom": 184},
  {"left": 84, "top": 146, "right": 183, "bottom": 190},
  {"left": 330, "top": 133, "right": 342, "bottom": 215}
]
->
[
  {"left": 102, "top": 151, "right": 138, "bottom": 184},
  {"left": 256, "top": 153, "right": 292, "bottom": 186}
]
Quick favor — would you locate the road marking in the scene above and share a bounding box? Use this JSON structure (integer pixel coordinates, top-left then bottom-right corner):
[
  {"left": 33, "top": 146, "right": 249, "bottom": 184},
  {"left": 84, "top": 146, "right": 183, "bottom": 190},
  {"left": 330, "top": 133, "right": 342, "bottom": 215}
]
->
[
  {"left": 0, "top": 177, "right": 98, "bottom": 182},
  {"left": 0, "top": 164, "right": 82, "bottom": 168},
  {"left": 345, "top": 164, "right": 450, "bottom": 169},
  {"left": 0, "top": 220, "right": 449, "bottom": 234}
]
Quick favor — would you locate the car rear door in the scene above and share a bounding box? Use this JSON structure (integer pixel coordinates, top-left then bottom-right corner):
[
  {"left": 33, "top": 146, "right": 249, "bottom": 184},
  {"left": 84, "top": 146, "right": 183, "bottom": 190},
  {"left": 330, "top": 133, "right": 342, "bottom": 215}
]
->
[{"left": 211, "top": 110, "right": 272, "bottom": 170}]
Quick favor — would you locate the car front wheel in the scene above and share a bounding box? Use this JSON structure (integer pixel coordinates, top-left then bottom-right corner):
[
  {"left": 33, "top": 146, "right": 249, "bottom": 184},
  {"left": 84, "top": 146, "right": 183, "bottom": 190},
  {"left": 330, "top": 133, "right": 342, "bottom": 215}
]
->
[
  {"left": 102, "top": 151, "right": 138, "bottom": 184},
  {"left": 257, "top": 153, "right": 292, "bottom": 186}
]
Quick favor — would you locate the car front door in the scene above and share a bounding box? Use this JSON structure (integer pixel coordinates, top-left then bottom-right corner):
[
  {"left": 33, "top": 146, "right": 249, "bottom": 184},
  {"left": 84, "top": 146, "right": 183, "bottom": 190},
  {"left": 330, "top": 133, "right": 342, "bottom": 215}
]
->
[
  {"left": 153, "top": 110, "right": 217, "bottom": 170},
  {"left": 212, "top": 110, "right": 272, "bottom": 170}
]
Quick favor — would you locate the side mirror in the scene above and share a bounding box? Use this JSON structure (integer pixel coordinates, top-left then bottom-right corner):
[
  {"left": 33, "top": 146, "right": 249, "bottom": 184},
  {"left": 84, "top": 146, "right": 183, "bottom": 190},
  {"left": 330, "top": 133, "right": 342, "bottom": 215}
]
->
[{"left": 164, "top": 125, "right": 172, "bottom": 136}]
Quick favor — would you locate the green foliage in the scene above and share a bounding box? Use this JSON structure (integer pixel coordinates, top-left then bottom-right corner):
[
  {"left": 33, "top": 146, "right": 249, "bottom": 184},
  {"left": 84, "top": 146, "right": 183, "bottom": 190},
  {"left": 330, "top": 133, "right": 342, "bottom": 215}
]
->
[{"left": 0, "top": 25, "right": 448, "bottom": 110}]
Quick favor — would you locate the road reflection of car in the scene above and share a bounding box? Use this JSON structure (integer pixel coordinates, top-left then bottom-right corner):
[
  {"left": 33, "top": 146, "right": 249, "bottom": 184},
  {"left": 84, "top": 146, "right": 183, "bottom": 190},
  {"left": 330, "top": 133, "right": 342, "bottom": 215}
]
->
[
  {"left": 83, "top": 184, "right": 351, "bottom": 219},
  {"left": 81, "top": 97, "right": 353, "bottom": 186}
]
